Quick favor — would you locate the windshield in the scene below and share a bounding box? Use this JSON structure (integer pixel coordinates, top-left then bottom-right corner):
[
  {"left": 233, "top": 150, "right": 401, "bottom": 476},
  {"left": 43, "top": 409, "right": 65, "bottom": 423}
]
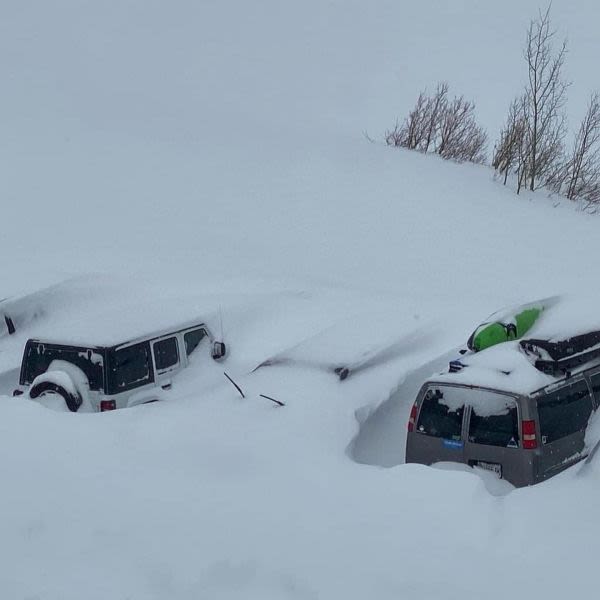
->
[{"left": 21, "top": 341, "right": 105, "bottom": 391}]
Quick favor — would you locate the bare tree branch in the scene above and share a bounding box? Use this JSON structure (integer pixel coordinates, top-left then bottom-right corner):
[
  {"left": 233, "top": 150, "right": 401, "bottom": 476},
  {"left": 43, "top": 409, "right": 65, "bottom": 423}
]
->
[
  {"left": 493, "top": 96, "right": 527, "bottom": 186},
  {"left": 386, "top": 82, "right": 486, "bottom": 164},
  {"left": 523, "top": 5, "right": 568, "bottom": 191},
  {"left": 561, "top": 92, "right": 600, "bottom": 205}
]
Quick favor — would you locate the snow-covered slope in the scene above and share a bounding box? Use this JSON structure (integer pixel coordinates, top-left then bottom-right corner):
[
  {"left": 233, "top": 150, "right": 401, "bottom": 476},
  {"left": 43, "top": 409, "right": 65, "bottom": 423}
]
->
[{"left": 2, "top": 1, "right": 600, "bottom": 598}]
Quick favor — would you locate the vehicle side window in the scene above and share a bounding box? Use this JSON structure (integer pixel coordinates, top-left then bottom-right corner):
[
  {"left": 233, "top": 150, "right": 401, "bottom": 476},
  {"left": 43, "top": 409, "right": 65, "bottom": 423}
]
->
[
  {"left": 109, "top": 342, "right": 154, "bottom": 393},
  {"left": 154, "top": 337, "right": 179, "bottom": 372},
  {"left": 537, "top": 380, "right": 593, "bottom": 444},
  {"left": 468, "top": 401, "right": 520, "bottom": 448},
  {"left": 416, "top": 389, "right": 464, "bottom": 441},
  {"left": 184, "top": 328, "right": 206, "bottom": 356}
]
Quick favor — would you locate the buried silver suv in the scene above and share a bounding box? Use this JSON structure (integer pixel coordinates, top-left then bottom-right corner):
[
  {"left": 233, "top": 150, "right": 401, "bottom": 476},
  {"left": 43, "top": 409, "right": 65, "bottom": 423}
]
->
[
  {"left": 12, "top": 319, "right": 226, "bottom": 412},
  {"left": 405, "top": 349, "right": 600, "bottom": 487}
]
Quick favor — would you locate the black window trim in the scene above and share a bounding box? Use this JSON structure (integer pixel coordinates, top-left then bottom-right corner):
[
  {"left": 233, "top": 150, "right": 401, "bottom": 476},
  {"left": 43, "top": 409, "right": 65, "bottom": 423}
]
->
[
  {"left": 152, "top": 335, "right": 180, "bottom": 373},
  {"left": 106, "top": 340, "right": 155, "bottom": 395},
  {"left": 112, "top": 322, "right": 209, "bottom": 354},
  {"left": 183, "top": 327, "right": 208, "bottom": 357}
]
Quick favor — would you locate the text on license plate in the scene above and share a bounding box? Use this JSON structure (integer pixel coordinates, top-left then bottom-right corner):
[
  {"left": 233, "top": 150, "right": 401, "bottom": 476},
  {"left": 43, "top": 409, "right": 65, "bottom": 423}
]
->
[{"left": 475, "top": 461, "right": 502, "bottom": 478}]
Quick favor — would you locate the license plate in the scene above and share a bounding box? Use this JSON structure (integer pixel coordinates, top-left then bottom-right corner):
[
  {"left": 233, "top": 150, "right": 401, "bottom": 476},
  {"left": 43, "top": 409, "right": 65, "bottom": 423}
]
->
[{"left": 475, "top": 461, "right": 502, "bottom": 478}]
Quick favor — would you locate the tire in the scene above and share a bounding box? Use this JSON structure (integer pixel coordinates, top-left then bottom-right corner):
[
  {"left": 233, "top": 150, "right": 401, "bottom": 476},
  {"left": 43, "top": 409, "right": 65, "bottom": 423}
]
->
[{"left": 29, "top": 380, "right": 82, "bottom": 412}]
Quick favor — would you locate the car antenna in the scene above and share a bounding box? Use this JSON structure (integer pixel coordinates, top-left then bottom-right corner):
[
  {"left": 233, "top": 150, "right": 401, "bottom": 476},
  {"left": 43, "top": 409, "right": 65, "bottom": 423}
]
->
[{"left": 219, "top": 303, "right": 224, "bottom": 342}]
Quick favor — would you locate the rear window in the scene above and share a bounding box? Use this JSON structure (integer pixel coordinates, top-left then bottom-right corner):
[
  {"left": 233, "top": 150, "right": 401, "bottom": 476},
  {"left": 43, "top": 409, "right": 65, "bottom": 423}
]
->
[
  {"left": 468, "top": 395, "right": 520, "bottom": 448},
  {"left": 21, "top": 342, "right": 105, "bottom": 391},
  {"left": 537, "top": 380, "right": 594, "bottom": 444},
  {"left": 108, "top": 342, "right": 154, "bottom": 393},
  {"left": 416, "top": 387, "right": 464, "bottom": 441}
]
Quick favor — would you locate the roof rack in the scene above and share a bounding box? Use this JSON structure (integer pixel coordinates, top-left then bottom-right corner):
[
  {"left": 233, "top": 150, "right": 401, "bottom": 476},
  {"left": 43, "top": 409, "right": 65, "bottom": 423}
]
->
[{"left": 520, "top": 330, "right": 600, "bottom": 376}]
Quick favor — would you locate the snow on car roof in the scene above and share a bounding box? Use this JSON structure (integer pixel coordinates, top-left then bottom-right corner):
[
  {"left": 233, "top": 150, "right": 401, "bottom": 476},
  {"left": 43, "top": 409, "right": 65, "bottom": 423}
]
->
[
  {"left": 431, "top": 295, "right": 600, "bottom": 396},
  {"left": 525, "top": 294, "right": 600, "bottom": 341},
  {"left": 31, "top": 301, "right": 215, "bottom": 348},
  {"left": 2, "top": 277, "right": 220, "bottom": 348},
  {"left": 431, "top": 342, "right": 556, "bottom": 395},
  {"left": 33, "top": 316, "right": 209, "bottom": 348}
]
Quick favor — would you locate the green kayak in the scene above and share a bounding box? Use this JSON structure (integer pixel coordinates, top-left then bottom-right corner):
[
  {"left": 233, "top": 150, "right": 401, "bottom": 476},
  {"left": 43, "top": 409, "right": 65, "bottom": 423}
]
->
[{"left": 466, "top": 298, "right": 558, "bottom": 353}]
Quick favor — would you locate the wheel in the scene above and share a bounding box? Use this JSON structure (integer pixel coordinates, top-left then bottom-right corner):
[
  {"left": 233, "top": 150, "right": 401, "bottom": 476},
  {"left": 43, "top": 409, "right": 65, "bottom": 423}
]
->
[{"left": 29, "top": 380, "right": 82, "bottom": 412}]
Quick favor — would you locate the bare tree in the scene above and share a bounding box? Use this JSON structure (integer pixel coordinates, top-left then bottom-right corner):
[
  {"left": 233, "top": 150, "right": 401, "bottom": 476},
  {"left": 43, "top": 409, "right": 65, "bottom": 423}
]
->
[
  {"left": 436, "top": 95, "right": 487, "bottom": 163},
  {"left": 493, "top": 97, "right": 527, "bottom": 185},
  {"left": 494, "top": 7, "right": 568, "bottom": 195},
  {"left": 419, "top": 82, "right": 449, "bottom": 152},
  {"left": 522, "top": 5, "right": 568, "bottom": 191},
  {"left": 516, "top": 110, "right": 533, "bottom": 193},
  {"left": 562, "top": 92, "right": 600, "bottom": 206},
  {"left": 385, "top": 96, "right": 424, "bottom": 148},
  {"left": 385, "top": 120, "right": 403, "bottom": 147},
  {"left": 385, "top": 83, "right": 448, "bottom": 151},
  {"left": 386, "top": 82, "right": 486, "bottom": 163},
  {"left": 395, "top": 90, "right": 430, "bottom": 149}
]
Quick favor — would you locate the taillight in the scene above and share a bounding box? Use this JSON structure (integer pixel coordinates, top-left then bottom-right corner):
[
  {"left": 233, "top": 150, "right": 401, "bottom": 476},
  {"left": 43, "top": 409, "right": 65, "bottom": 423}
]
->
[
  {"left": 522, "top": 419, "right": 537, "bottom": 449},
  {"left": 408, "top": 403, "right": 418, "bottom": 432},
  {"left": 100, "top": 399, "right": 116, "bottom": 412}
]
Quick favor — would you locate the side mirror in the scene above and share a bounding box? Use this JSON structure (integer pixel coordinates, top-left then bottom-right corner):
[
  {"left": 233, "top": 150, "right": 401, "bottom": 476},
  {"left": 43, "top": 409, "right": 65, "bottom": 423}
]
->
[{"left": 212, "top": 341, "right": 227, "bottom": 361}]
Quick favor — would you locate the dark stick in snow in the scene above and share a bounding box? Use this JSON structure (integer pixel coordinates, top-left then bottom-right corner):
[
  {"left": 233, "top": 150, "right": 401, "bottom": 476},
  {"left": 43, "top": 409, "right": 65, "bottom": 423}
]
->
[
  {"left": 259, "top": 393, "right": 285, "bottom": 407},
  {"left": 224, "top": 372, "right": 245, "bottom": 398}
]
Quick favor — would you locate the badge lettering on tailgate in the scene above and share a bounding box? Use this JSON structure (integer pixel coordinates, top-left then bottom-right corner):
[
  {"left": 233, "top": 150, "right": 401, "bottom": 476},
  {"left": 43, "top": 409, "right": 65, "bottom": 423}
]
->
[{"left": 442, "top": 439, "right": 464, "bottom": 449}]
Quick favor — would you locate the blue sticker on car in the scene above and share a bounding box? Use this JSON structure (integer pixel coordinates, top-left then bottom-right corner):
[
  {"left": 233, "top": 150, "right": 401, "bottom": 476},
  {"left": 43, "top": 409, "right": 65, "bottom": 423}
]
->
[{"left": 442, "top": 438, "right": 464, "bottom": 449}]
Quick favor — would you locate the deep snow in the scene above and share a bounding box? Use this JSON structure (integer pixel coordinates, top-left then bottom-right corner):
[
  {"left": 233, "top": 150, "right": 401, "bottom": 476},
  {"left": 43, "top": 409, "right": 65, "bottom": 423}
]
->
[{"left": 2, "top": 1, "right": 600, "bottom": 598}]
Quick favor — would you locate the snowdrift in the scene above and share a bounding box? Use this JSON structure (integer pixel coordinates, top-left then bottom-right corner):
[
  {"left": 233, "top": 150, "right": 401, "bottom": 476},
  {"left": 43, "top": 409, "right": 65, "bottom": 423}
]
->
[{"left": 2, "top": 0, "right": 600, "bottom": 598}]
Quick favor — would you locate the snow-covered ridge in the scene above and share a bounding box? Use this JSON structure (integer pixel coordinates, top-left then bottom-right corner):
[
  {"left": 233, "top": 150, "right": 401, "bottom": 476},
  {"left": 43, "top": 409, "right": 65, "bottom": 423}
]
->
[{"left": 2, "top": 0, "right": 600, "bottom": 598}]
